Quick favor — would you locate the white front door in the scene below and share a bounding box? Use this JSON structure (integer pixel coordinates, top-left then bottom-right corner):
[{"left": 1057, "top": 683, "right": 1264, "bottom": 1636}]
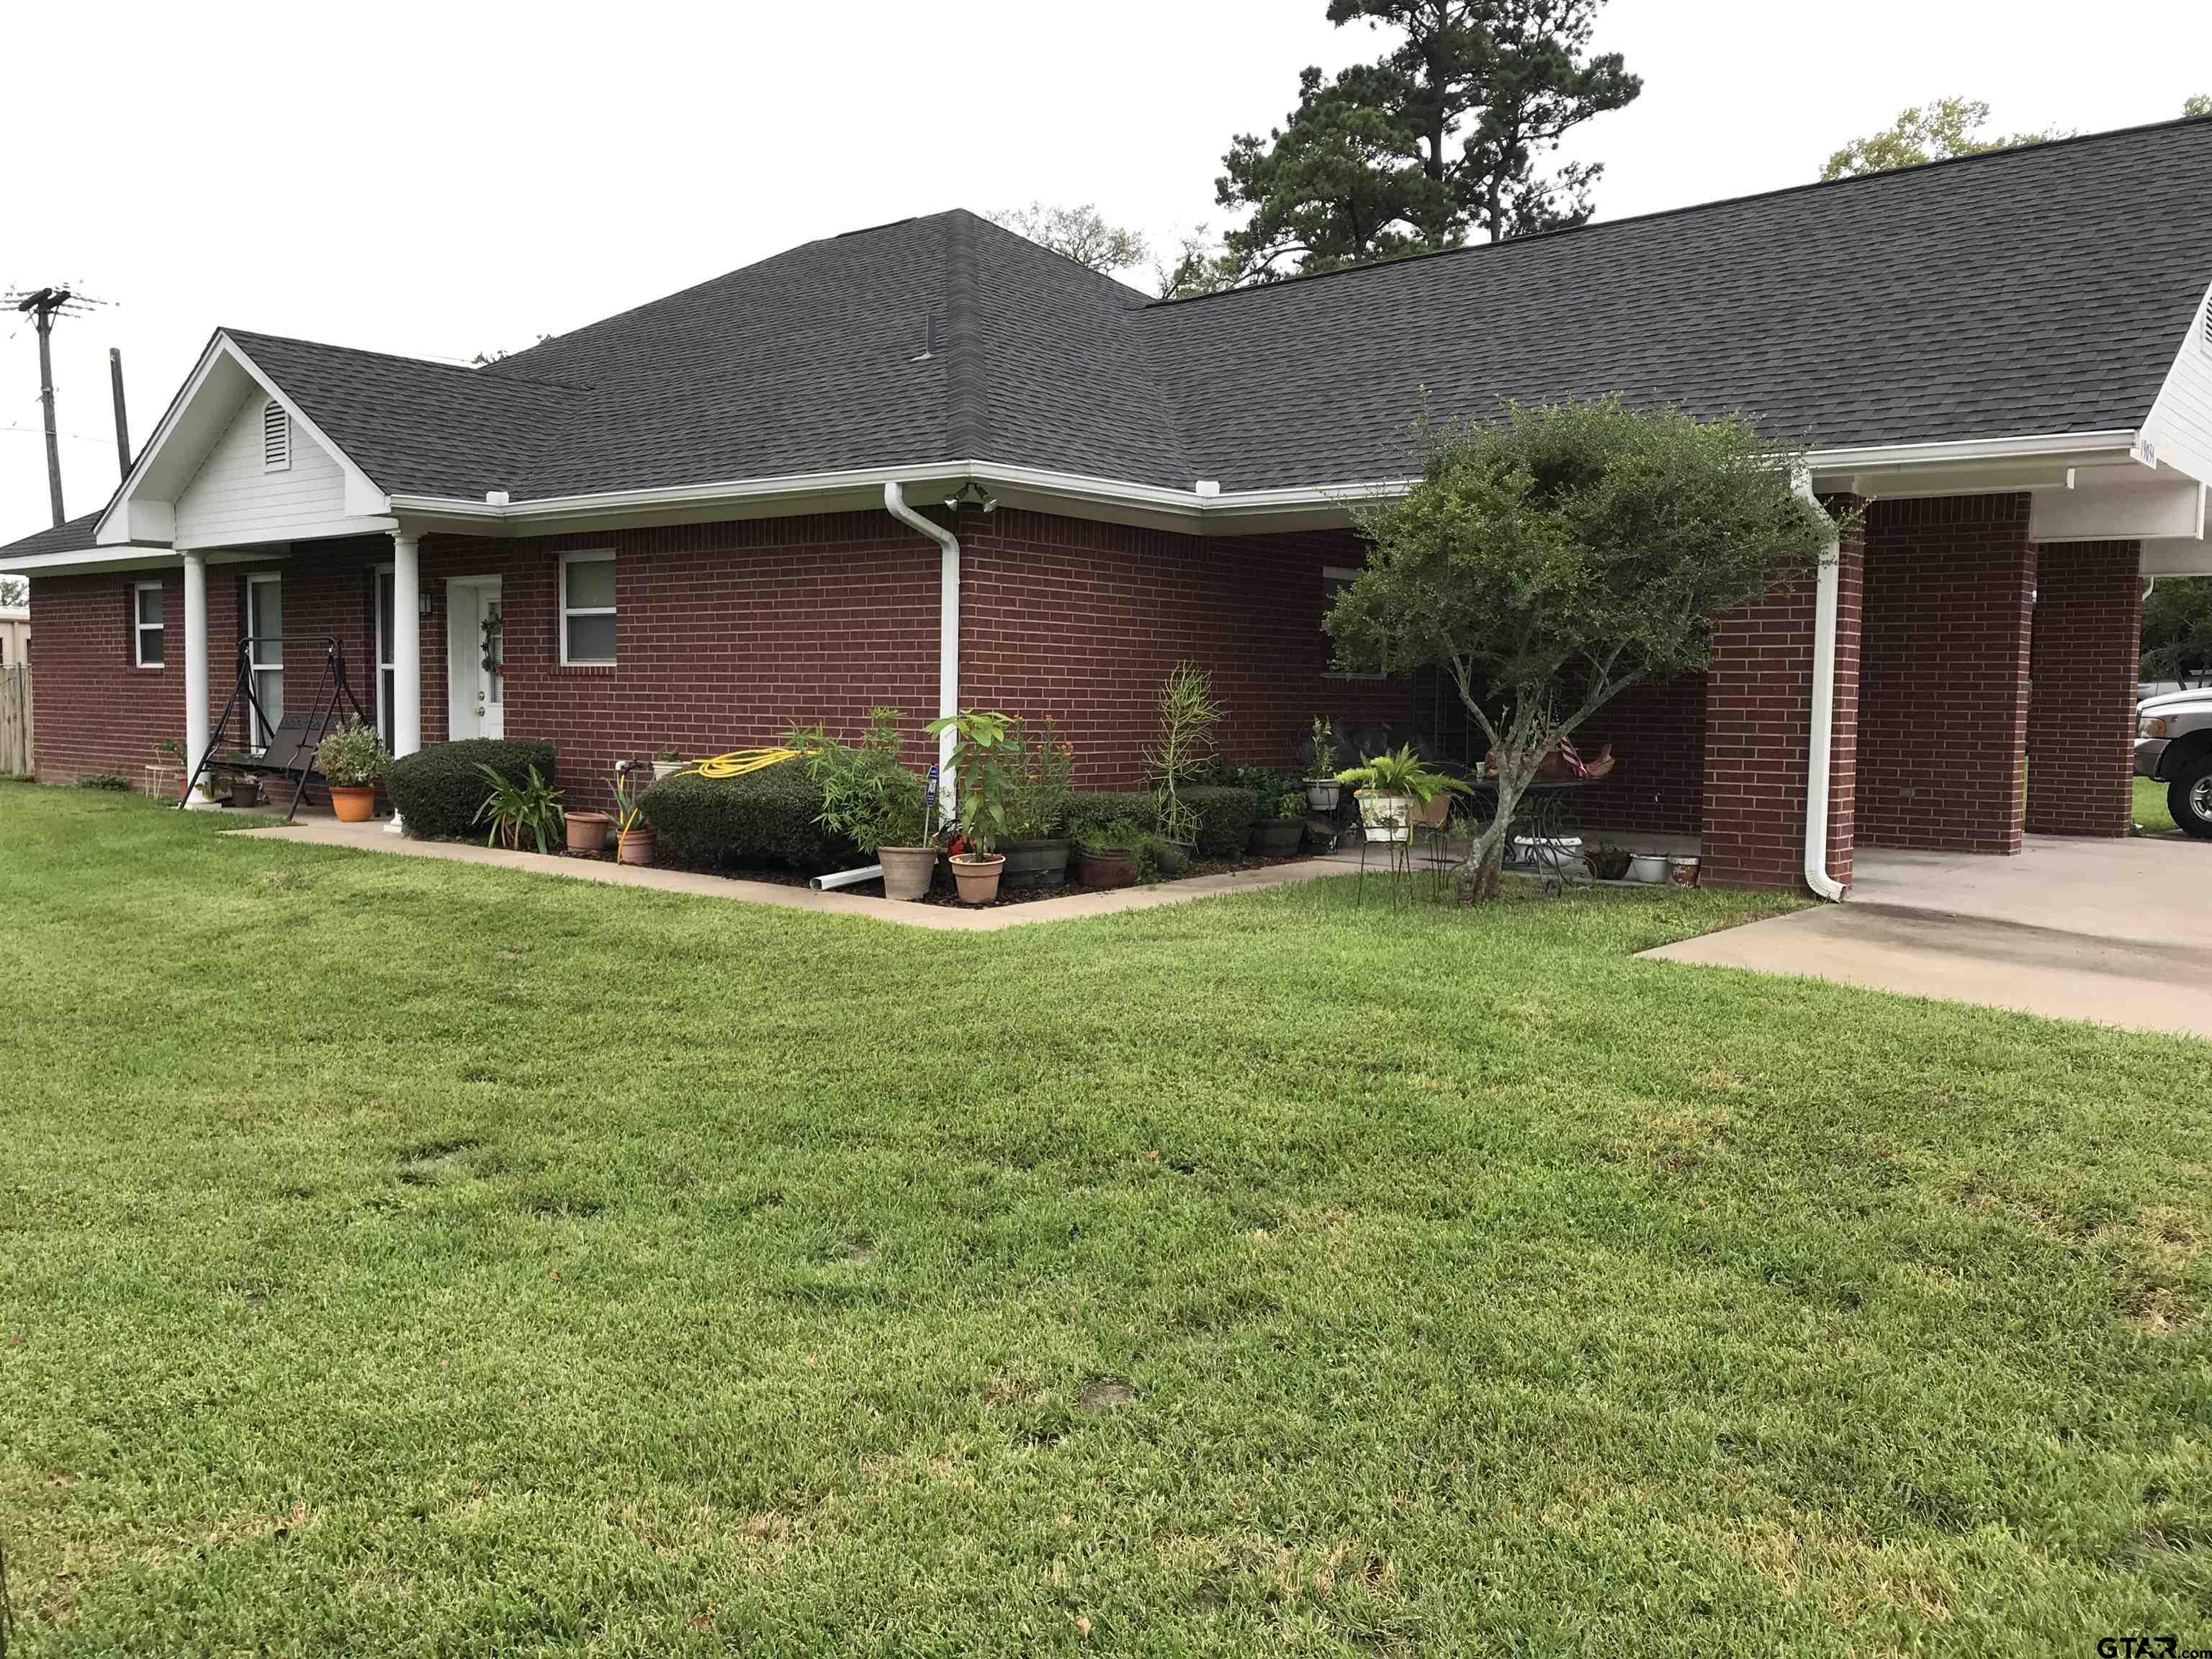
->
[{"left": 446, "top": 576, "right": 504, "bottom": 741}]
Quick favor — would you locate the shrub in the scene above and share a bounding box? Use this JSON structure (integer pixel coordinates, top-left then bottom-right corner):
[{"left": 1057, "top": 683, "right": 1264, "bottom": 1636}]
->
[
  {"left": 390, "top": 739, "right": 557, "bottom": 840},
  {"left": 76, "top": 773, "right": 132, "bottom": 791},
  {"left": 1061, "top": 789, "right": 1158, "bottom": 845},
  {"left": 789, "top": 709, "right": 931, "bottom": 853},
  {"left": 314, "top": 718, "right": 390, "bottom": 787},
  {"left": 642, "top": 759, "right": 850, "bottom": 871},
  {"left": 1181, "top": 785, "right": 1259, "bottom": 858}
]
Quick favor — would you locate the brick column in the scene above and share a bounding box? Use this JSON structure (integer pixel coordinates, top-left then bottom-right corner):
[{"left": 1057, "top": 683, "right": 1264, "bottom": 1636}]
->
[
  {"left": 2026, "top": 540, "right": 2142, "bottom": 837},
  {"left": 1702, "top": 495, "right": 1865, "bottom": 893},
  {"left": 1858, "top": 495, "right": 2036, "bottom": 853}
]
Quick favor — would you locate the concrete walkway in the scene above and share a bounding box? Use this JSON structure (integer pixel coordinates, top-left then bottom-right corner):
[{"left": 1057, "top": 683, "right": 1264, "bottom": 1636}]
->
[
  {"left": 1645, "top": 835, "right": 2212, "bottom": 1039},
  {"left": 246, "top": 817, "right": 1352, "bottom": 932}
]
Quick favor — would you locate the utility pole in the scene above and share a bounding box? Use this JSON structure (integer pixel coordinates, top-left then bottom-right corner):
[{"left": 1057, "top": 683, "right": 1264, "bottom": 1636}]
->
[
  {"left": 109, "top": 348, "right": 131, "bottom": 480},
  {"left": 7, "top": 286, "right": 104, "bottom": 527}
]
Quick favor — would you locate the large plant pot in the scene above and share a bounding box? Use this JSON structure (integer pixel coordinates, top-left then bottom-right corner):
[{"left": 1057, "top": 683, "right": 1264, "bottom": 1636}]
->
[
  {"left": 1152, "top": 839, "right": 1193, "bottom": 878},
  {"left": 999, "top": 837, "right": 1071, "bottom": 891},
  {"left": 1251, "top": 818, "right": 1305, "bottom": 855},
  {"left": 652, "top": 760, "right": 684, "bottom": 781},
  {"left": 229, "top": 775, "right": 263, "bottom": 810},
  {"left": 1356, "top": 790, "right": 1411, "bottom": 843},
  {"left": 565, "top": 809, "right": 611, "bottom": 854},
  {"left": 878, "top": 845, "right": 938, "bottom": 902},
  {"left": 1079, "top": 848, "right": 1136, "bottom": 889},
  {"left": 1627, "top": 851, "right": 1668, "bottom": 884},
  {"left": 328, "top": 783, "right": 377, "bottom": 823},
  {"left": 949, "top": 853, "right": 1004, "bottom": 904},
  {"left": 616, "top": 827, "right": 657, "bottom": 867},
  {"left": 1305, "top": 779, "right": 1341, "bottom": 811}
]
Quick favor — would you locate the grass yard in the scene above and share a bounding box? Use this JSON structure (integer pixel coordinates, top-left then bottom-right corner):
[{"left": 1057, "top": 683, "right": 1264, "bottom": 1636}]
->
[
  {"left": 2136, "top": 773, "right": 2180, "bottom": 837},
  {"left": 2, "top": 785, "right": 2207, "bottom": 1655}
]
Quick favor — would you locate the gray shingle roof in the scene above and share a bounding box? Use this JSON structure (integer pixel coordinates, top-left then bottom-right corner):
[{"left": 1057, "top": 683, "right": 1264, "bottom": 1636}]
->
[
  {"left": 0, "top": 511, "right": 103, "bottom": 559},
  {"left": 8, "top": 114, "right": 2211, "bottom": 555}
]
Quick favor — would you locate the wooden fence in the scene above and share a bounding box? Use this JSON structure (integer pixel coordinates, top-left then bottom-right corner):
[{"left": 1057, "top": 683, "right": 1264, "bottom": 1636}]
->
[{"left": 0, "top": 662, "right": 32, "bottom": 775}]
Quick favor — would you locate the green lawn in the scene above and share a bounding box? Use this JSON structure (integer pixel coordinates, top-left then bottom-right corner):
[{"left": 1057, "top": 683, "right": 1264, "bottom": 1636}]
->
[
  {"left": 2136, "top": 773, "right": 2180, "bottom": 837},
  {"left": 2, "top": 786, "right": 2206, "bottom": 1655}
]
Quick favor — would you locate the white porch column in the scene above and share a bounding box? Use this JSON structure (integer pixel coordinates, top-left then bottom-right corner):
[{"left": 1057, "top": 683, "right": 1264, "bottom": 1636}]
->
[
  {"left": 181, "top": 551, "right": 213, "bottom": 808},
  {"left": 387, "top": 529, "right": 421, "bottom": 833}
]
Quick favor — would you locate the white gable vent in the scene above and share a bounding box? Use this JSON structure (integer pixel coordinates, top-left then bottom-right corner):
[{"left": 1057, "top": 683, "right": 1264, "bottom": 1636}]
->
[{"left": 261, "top": 400, "right": 291, "bottom": 472}]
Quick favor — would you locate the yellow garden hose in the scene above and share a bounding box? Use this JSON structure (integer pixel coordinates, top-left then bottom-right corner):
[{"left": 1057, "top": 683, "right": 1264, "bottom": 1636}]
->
[{"left": 680, "top": 747, "right": 801, "bottom": 779}]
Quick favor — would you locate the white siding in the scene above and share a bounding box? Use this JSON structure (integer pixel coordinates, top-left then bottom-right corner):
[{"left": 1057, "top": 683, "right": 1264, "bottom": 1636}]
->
[
  {"left": 2142, "top": 282, "right": 2212, "bottom": 485},
  {"left": 173, "top": 392, "right": 347, "bottom": 544}
]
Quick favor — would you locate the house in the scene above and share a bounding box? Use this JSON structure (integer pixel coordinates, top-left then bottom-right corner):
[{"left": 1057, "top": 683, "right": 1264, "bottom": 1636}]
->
[{"left": 6, "top": 116, "right": 2212, "bottom": 894}]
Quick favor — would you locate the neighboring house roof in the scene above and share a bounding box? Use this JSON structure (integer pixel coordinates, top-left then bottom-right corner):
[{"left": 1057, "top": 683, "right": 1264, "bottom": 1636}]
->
[{"left": 5, "top": 114, "right": 2211, "bottom": 558}]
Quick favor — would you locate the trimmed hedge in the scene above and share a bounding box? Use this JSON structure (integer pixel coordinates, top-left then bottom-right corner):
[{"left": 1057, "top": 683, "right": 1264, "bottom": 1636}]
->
[
  {"left": 1182, "top": 785, "right": 1259, "bottom": 859},
  {"left": 1061, "top": 790, "right": 1157, "bottom": 847},
  {"left": 642, "top": 760, "right": 850, "bottom": 871},
  {"left": 1061, "top": 786, "right": 1255, "bottom": 859},
  {"left": 390, "top": 738, "right": 557, "bottom": 840}
]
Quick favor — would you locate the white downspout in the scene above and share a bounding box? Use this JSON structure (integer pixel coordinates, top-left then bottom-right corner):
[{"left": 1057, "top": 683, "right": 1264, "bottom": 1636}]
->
[
  {"left": 1797, "top": 469, "right": 1845, "bottom": 902},
  {"left": 882, "top": 480, "right": 960, "bottom": 809}
]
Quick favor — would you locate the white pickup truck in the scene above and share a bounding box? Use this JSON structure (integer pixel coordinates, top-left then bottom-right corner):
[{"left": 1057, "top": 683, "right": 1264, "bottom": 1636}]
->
[{"left": 2137, "top": 688, "right": 2212, "bottom": 838}]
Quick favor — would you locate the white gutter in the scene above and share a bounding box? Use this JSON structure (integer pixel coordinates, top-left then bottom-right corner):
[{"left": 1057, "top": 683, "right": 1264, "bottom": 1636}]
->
[
  {"left": 1797, "top": 468, "right": 1845, "bottom": 903},
  {"left": 881, "top": 480, "right": 961, "bottom": 800}
]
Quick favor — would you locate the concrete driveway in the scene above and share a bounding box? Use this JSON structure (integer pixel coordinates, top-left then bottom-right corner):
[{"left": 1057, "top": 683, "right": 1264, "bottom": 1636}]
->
[{"left": 1646, "top": 836, "right": 2212, "bottom": 1038}]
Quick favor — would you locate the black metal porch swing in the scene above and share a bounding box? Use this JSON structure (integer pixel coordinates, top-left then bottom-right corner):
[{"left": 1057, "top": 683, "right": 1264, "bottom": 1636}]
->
[{"left": 179, "top": 634, "right": 375, "bottom": 822}]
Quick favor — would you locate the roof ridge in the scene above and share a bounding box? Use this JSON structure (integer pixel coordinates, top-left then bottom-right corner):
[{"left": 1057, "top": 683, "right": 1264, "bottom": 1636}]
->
[
  {"left": 1144, "top": 110, "right": 2212, "bottom": 311},
  {"left": 943, "top": 210, "right": 989, "bottom": 460}
]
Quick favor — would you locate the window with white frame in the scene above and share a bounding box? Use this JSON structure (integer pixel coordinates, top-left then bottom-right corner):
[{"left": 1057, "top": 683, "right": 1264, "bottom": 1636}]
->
[
  {"left": 134, "top": 581, "right": 165, "bottom": 667},
  {"left": 560, "top": 550, "right": 616, "bottom": 665},
  {"left": 247, "top": 573, "right": 284, "bottom": 745},
  {"left": 1321, "top": 567, "right": 1381, "bottom": 679}
]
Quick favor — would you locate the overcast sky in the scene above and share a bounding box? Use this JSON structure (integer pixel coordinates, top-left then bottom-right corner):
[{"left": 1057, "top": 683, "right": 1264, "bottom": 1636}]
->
[{"left": 6, "top": 0, "right": 2210, "bottom": 550}]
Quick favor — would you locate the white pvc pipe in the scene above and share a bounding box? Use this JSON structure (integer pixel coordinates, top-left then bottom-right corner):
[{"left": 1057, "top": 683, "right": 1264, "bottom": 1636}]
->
[
  {"left": 881, "top": 480, "right": 960, "bottom": 810},
  {"left": 1797, "top": 470, "right": 1846, "bottom": 902},
  {"left": 809, "top": 864, "right": 884, "bottom": 892}
]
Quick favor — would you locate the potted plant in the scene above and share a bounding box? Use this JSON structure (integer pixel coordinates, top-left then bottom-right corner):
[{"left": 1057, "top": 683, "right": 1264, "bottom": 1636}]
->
[
  {"left": 1334, "top": 745, "right": 1468, "bottom": 845},
  {"left": 475, "top": 762, "right": 565, "bottom": 853},
  {"left": 1304, "top": 717, "right": 1341, "bottom": 811},
  {"left": 999, "top": 716, "right": 1075, "bottom": 890},
  {"left": 565, "top": 807, "right": 611, "bottom": 854},
  {"left": 925, "top": 709, "right": 1015, "bottom": 903},
  {"left": 228, "top": 772, "right": 264, "bottom": 809},
  {"left": 793, "top": 708, "right": 938, "bottom": 901},
  {"left": 610, "top": 765, "right": 655, "bottom": 866},
  {"left": 1587, "top": 842, "right": 1634, "bottom": 881},
  {"left": 1143, "top": 662, "right": 1220, "bottom": 860},
  {"left": 652, "top": 745, "right": 685, "bottom": 782},
  {"left": 1253, "top": 788, "right": 1308, "bottom": 855},
  {"left": 1077, "top": 817, "right": 1146, "bottom": 889},
  {"left": 147, "top": 737, "right": 186, "bottom": 802},
  {"left": 313, "top": 717, "right": 390, "bottom": 822}
]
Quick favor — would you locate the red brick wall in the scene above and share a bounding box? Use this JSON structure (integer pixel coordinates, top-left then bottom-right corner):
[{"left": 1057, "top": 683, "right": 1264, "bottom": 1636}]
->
[
  {"left": 1858, "top": 494, "right": 2035, "bottom": 853},
  {"left": 959, "top": 511, "right": 1406, "bottom": 784},
  {"left": 2026, "top": 539, "right": 2142, "bottom": 837},
  {"left": 1700, "top": 495, "right": 1865, "bottom": 892},
  {"left": 22, "top": 508, "right": 1410, "bottom": 807},
  {"left": 1573, "top": 673, "right": 1707, "bottom": 836}
]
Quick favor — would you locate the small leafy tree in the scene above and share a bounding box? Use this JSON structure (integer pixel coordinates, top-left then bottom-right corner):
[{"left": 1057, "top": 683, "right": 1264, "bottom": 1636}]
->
[
  {"left": 2143, "top": 576, "right": 2212, "bottom": 686},
  {"left": 1820, "top": 97, "right": 2068, "bottom": 181},
  {"left": 986, "top": 204, "right": 1149, "bottom": 276},
  {"left": 1328, "top": 400, "right": 1836, "bottom": 901},
  {"left": 790, "top": 707, "right": 931, "bottom": 852},
  {"left": 925, "top": 709, "right": 1018, "bottom": 854}
]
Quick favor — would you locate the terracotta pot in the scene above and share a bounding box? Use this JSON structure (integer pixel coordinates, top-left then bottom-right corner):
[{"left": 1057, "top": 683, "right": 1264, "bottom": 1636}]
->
[
  {"left": 1668, "top": 855, "right": 1702, "bottom": 888},
  {"left": 616, "top": 827, "right": 657, "bottom": 866},
  {"left": 950, "top": 852, "right": 1004, "bottom": 904},
  {"left": 565, "top": 809, "right": 611, "bottom": 854},
  {"left": 328, "top": 783, "right": 377, "bottom": 822},
  {"left": 878, "top": 845, "right": 938, "bottom": 902},
  {"left": 1079, "top": 848, "right": 1137, "bottom": 889}
]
